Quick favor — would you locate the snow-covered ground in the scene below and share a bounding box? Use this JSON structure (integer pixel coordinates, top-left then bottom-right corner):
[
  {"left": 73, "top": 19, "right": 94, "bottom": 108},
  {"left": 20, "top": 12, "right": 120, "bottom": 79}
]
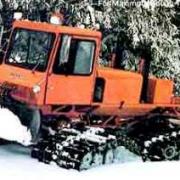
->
[
  {"left": 0, "top": 144, "right": 180, "bottom": 180},
  {"left": 0, "top": 108, "right": 32, "bottom": 146}
]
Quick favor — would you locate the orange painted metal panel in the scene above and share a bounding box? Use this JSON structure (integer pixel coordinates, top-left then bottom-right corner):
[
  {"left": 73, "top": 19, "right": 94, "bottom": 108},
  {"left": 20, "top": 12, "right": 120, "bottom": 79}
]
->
[
  {"left": 0, "top": 64, "right": 46, "bottom": 105},
  {"left": 92, "top": 103, "right": 180, "bottom": 118},
  {"left": 13, "top": 20, "right": 102, "bottom": 39},
  {"left": 45, "top": 36, "right": 101, "bottom": 105},
  {"left": 93, "top": 104, "right": 156, "bottom": 117},
  {"left": 97, "top": 67, "right": 143, "bottom": 105},
  {"left": 147, "top": 77, "right": 173, "bottom": 104},
  {"left": 46, "top": 75, "right": 95, "bottom": 105}
]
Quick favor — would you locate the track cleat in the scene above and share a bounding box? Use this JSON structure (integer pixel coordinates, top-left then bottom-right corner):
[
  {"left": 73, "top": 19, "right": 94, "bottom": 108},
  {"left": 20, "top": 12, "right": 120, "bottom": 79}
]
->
[
  {"left": 151, "top": 137, "right": 158, "bottom": 143},
  {"left": 171, "top": 132, "right": 177, "bottom": 137},
  {"left": 158, "top": 135, "right": 164, "bottom": 141},
  {"left": 144, "top": 141, "right": 151, "bottom": 147}
]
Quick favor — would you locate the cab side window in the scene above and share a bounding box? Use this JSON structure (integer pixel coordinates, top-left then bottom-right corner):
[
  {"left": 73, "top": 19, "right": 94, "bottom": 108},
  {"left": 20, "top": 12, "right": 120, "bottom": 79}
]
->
[{"left": 53, "top": 35, "right": 95, "bottom": 75}]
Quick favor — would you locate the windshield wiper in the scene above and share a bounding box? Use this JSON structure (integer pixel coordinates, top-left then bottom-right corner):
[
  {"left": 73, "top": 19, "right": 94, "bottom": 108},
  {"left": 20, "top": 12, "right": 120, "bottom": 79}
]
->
[{"left": 32, "top": 61, "right": 41, "bottom": 74}]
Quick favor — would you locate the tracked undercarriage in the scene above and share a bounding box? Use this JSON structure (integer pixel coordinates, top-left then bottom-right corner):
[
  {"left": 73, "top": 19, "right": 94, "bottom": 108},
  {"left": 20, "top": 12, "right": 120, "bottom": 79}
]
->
[{"left": 31, "top": 116, "right": 180, "bottom": 170}]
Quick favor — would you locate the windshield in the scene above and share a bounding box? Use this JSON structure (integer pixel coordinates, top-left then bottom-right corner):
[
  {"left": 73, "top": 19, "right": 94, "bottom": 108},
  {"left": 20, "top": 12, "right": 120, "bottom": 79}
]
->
[{"left": 5, "top": 28, "right": 54, "bottom": 72}]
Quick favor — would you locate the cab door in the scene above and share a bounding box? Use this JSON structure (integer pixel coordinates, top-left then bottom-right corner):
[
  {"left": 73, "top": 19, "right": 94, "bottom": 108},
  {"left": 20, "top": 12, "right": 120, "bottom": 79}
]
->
[{"left": 45, "top": 34, "right": 97, "bottom": 105}]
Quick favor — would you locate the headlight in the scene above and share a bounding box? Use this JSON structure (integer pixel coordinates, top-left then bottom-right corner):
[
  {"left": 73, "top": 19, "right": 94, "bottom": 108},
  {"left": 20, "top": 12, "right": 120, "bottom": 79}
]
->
[{"left": 32, "top": 85, "right": 41, "bottom": 94}]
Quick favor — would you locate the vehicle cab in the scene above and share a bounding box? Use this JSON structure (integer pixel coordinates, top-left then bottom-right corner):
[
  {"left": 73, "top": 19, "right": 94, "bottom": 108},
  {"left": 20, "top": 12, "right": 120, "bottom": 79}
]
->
[{"left": 0, "top": 20, "right": 102, "bottom": 108}]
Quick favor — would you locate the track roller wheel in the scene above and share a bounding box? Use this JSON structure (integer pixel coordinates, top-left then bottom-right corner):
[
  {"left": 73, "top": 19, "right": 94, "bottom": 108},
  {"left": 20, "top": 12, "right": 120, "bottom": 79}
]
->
[
  {"left": 162, "top": 145, "right": 178, "bottom": 160},
  {"left": 79, "top": 152, "right": 93, "bottom": 170},
  {"left": 92, "top": 152, "right": 103, "bottom": 167},
  {"left": 113, "top": 146, "right": 123, "bottom": 163},
  {"left": 104, "top": 148, "right": 114, "bottom": 164},
  {"left": 55, "top": 116, "right": 71, "bottom": 130}
]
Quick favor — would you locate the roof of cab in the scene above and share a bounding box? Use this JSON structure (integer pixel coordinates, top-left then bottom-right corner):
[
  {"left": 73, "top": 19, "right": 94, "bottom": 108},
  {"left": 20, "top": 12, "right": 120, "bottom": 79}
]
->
[{"left": 13, "top": 20, "right": 102, "bottom": 39}]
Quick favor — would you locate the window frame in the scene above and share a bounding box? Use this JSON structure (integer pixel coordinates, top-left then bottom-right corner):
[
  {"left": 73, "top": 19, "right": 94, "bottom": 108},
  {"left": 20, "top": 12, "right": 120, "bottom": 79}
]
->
[
  {"left": 5, "top": 28, "right": 55, "bottom": 72},
  {"left": 53, "top": 35, "right": 96, "bottom": 76}
]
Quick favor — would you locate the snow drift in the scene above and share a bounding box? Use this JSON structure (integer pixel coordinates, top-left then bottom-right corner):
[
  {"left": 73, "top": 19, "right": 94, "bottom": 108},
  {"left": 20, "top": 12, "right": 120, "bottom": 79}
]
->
[{"left": 0, "top": 108, "right": 32, "bottom": 146}]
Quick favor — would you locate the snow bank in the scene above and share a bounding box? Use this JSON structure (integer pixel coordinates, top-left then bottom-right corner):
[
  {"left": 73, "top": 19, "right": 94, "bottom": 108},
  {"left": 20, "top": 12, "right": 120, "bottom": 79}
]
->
[{"left": 0, "top": 108, "right": 32, "bottom": 146}]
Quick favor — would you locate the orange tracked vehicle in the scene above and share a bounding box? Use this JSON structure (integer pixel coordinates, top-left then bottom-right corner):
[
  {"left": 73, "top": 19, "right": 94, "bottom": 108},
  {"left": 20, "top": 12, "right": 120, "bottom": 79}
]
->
[{"left": 0, "top": 19, "right": 180, "bottom": 170}]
